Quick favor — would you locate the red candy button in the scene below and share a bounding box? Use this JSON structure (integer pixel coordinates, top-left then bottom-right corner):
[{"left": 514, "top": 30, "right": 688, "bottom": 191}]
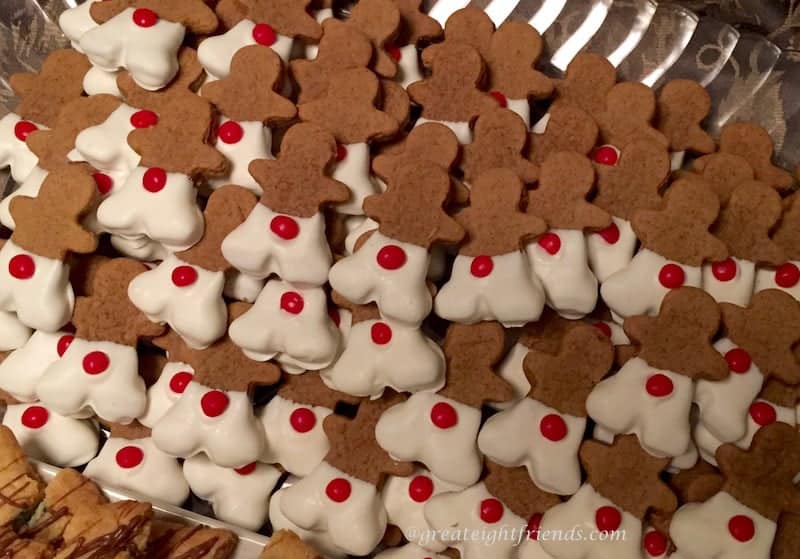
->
[
  {"left": 21, "top": 406, "right": 48, "bottom": 429},
  {"left": 728, "top": 515, "right": 755, "bottom": 542},
  {"left": 329, "top": 307, "right": 341, "bottom": 327},
  {"left": 370, "top": 322, "right": 392, "bottom": 345},
  {"left": 326, "top": 478, "right": 351, "bottom": 502},
  {"left": 593, "top": 145, "right": 619, "bottom": 166},
  {"left": 142, "top": 167, "right": 167, "bottom": 192},
  {"left": 408, "top": 475, "right": 434, "bottom": 503},
  {"left": 538, "top": 232, "right": 561, "bottom": 255},
  {"left": 527, "top": 513, "right": 542, "bottom": 541},
  {"left": 646, "top": 373, "right": 674, "bottom": 397},
  {"left": 82, "top": 351, "right": 110, "bottom": 375},
  {"left": 14, "top": 120, "right": 38, "bottom": 141},
  {"left": 377, "top": 245, "right": 406, "bottom": 269},
  {"left": 115, "top": 446, "right": 144, "bottom": 469},
  {"left": 643, "top": 530, "right": 668, "bottom": 556},
  {"left": 270, "top": 215, "right": 300, "bottom": 240},
  {"left": 289, "top": 407, "right": 316, "bottom": 433},
  {"left": 479, "top": 498, "right": 504, "bottom": 524},
  {"left": 171, "top": 265, "right": 198, "bottom": 287},
  {"left": 133, "top": 8, "right": 158, "bottom": 27},
  {"left": 8, "top": 254, "right": 35, "bottom": 279},
  {"left": 217, "top": 121, "right": 244, "bottom": 144},
  {"left": 57, "top": 335, "right": 74, "bottom": 357},
  {"left": 252, "top": 23, "right": 277, "bottom": 46},
  {"left": 93, "top": 173, "right": 113, "bottom": 195},
  {"left": 711, "top": 258, "right": 737, "bottom": 282},
  {"left": 470, "top": 255, "right": 493, "bottom": 278},
  {"left": 201, "top": 390, "right": 229, "bottom": 418},
  {"left": 386, "top": 44, "right": 402, "bottom": 62},
  {"left": 775, "top": 262, "right": 800, "bottom": 288},
  {"left": 430, "top": 402, "right": 458, "bottom": 429},
  {"left": 725, "top": 348, "right": 752, "bottom": 374},
  {"left": 235, "top": 462, "right": 257, "bottom": 475},
  {"left": 658, "top": 264, "right": 685, "bottom": 289},
  {"left": 490, "top": 91, "right": 507, "bottom": 108},
  {"left": 280, "top": 291, "right": 304, "bottom": 314},
  {"left": 335, "top": 143, "right": 347, "bottom": 162},
  {"left": 595, "top": 506, "right": 622, "bottom": 532},
  {"left": 749, "top": 401, "right": 776, "bottom": 426},
  {"left": 169, "top": 371, "right": 193, "bottom": 394},
  {"left": 540, "top": 413, "right": 568, "bottom": 441},
  {"left": 593, "top": 322, "right": 612, "bottom": 338},
  {"left": 597, "top": 222, "right": 620, "bottom": 244},
  {"left": 130, "top": 110, "right": 158, "bottom": 129}
]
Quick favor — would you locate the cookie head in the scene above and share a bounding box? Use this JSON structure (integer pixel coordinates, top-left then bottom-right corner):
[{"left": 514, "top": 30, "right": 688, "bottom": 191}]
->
[
  {"left": 348, "top": 0, "right": 401, "bottom": 78},
  {"left": 372, "top": 122, "right": 460, "bottom": 183},
  {"left": 486, "top": 21, "right": 553, "bottom": 101},
  {"left": 390, "top": 0, "right": 442, "bottom": 46},
  {"left": 689, "top": 152, "right": 755, "bottom": 205},
  {"left": 527, "top": 103, "right": 599, "bottom": 165},
  {"left": 420, "top": 6, "right": 494, "bottom": 66},
  {"left": 484, "top": 461, "right": 561, "bottom": 520},
  {"left": 714, "top": 122, "right": 793, "bottom": 191},
  {"left": 596, "top": 81, "right": 668, "bottom": 149},
  {"left": 656, "top": 79, "right": 715, "bottom": 155},
  {"left": 554, "top": 53, "right": 616, "bottom": 116}
]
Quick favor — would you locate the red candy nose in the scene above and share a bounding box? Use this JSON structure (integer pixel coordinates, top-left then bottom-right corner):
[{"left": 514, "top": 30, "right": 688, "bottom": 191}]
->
[
  {"left": 725, "top": 348, "right": 751, "bottom": 374},
  {"left": 597, "top": 222, "right": 620, "bottom": 244},
  {"left": 280, "top": 291, "right": 305, "bottom": 314},
  {"left": 645, "top": 373, "right": 674, "bottom": 397},
  {"left": 142, "top": 167, "right": 167, "bottom": 192},
  {"left": 235, "top": 462, "right": 257, "bottom": 475},
  {"left": 430, "top": 402, "right": 458, "bottom": 429},
  {"left": 21, "top": 406, "right": 49, "bottom": 429},
  {"left": 658, "top": 264, "right": 685, "bottom": 289},
  {"left": 479, "top": 498, "right": 504, "bottom": 523},
  {"left": 490, "top": 91, "right": 507, "bottom": 108},
  {"left": 408, "top": 475, "right": 434, "bottom": 502},
  {"left": 270, "top": 215, "right": 300, "bottom": 240},
  {"left": 539, "top": 413, "right": 568, "bottom": 441},
  {"left": 14, "top": 120, "right": 38, "bottom": 141},
  {"left": 595, "top": 506, "right": 622, "bottom": 532},
  {"left": 386, "top": 44, "right": 402, "bottom": 62},
  {"left": 470, "top": 255, "right": 493, "bottom": 278},
  {"left": 538, "top": 232, "right": 561, "bottom": 255},
  {"left": 130, "top": 110, "right": 158, "bottom": 129},
  {"left": 169, "top": 371, "right": 193, "bottom": 394},
  {"left": 201, "top": 390, "right": 229, "bottom": 417},
  {"left": 93, "top": 173, "right": 114, "bottom": 195},
  {"left": 775, "top": 262, "right": 800, "bottom": 288},
  {"left": 370, "top": 322, "right": 392, "bottom": 345},
  {"left": 527, "top": 513, "right": 543, "bottom": 541},
  {"left": 593, "top": 145, "right": 619, "bottom": 166},
  {"left": 289, "top": 407, "right": 316, "bottom": 433},
  {"left": 8, "top": 254, "right": 35, "bottom": 280},
  {"left": 217, "top": 121, "right": 244, "bottom": 144},
  {"left": 57, "top": 335, "right": 74, "bottom": 357},
  {"left": 326, "top": 478, "right": 351, "bottom": 502},
  {"left": 335, "top": 143, "right": 347, "bottom": 162},
  {"left": 171, "top": 265, "right": 198, "bottom": 287},
  {"left": 115, "top": 446, "right": 144, "bottom": 469},
  {"left": 728, "top": 515, "right": 755, "bottom": 542},
  {"left": 593, "top": 322, "right": 612, "bottom": 338},
  {"left": 643, "top": 530, "right": 668, "bottom": 556},
  {"left": 749, "top": 401, "right": 776, "bottom": 426},
  {"left": 711, "top": 258, "right": 737, "bottom": 282},
  {"left": 376, "top": 245, "right": 407, "bottom": 270},
  {"left": 252, "top": 23, "right": 277, "bottom": 46},
  {"left": 132, "top": 8, "right": 159, "bottom": 27},
  {"left": 82, "top": 351, "right": 110, "bottom": 375}
]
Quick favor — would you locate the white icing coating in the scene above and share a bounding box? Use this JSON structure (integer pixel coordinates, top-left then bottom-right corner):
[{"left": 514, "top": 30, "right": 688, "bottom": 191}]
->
[
  {"left": 670, "top": 492, "right": 776, "bottom": 559},
  {"left": 128, "top": 254, "right": 227, "bottom": 349},
  {"left": 78, "top": 7, "right": 185, "bottom": 91},
  {"left": 198, "top": 20, "right": 294, "bottom": 80},
  {"left": 415, "top": 117, "right": 471, "bottom": 144},
  {"left": 381, "top": 467, "right": 465, "bottom": 552},
  {"left": 0, "top": 311, "right": 31, "bottom": 352},
  {"left": 223, "top": 271, "right": 266, "bottom": 303},
  {"left": 279, "top": 461, "right": 387, "bottom": 556},
  {"left": 344, "top": 216, "right": 377, "bottom": 256},
  {"left": 259, "top": 395, "right": 333, "bottom": 477},
  {"left": 702, "top": 257, "right": 755, "bottom": 307},
  {"left": 375, "top": 392, "right": 483, "bottom": 487},
  {"left": 539, "top": 484, "right": 643, "bottom": 559},
  {"left": 531, "top": 113, "right": 550, "bottom": 134},
  {"left": 151, "top": 381, "right": 265, "bottom": 468},
  {"left": 0, "top": 113, "right": 45, "bottom": 183},
  {"left": 269, "top": 485, "right": 348, "bottom": 559},
  {"left": 329, "top": 232, "right": 432, "bottom": 326},
  {"left": 83, "top": 66, "right": 123, "bottom": 97},
  {"left": 2, "top": 403, "right": 98, "bottom": 467},
  {"left": 109, "top": 234, "right": 170, "bottom": 262},
  {"left": 671, "top": 151, "right": 686, "bottom": 172},
  {"left": 320, "top": 317, "right": 445, "bottom": 398},
  {"left": 138, "top": 361, "right": 195, "bottom": 428},
  {"left": 84, "top": 436, "right": 189, "bottom": 505},
  {"left": 527, "top": 229, "right": 598, "bottom": 319},
  {"left": 36, "top": 338, "right": 146, "bottom": 423},
  {"left": 0, "top": 241, "right": 74, "bottom": 333},
  {"left": 478, "top": 398, "right": 585, "bottom": 495},
  {"left": 491, "top": 342, "right": 530, "bottom": 410},
  {"left": 586, "top": 357, "right": 694, "bottom": 458},
  {"left": 70, "top": 103, "right": 141, "bottom": 175},
  {"left": 222, "top": 203, "right": 332, "bottom": 286},
  {"left": 395, "top": 45, "right": 422, "bottom": 89},
  {"left": 506, "top": 97, "right": 530, "bottom": 128},
  {"left": 97, "top": 167, "right": 204, "bottom": 251},
  {"left": 229, "top": 279, "right": 340, "bottom": 372},
  {"left": 0, "top": 165, "right": 48, "bottom": 229},
  {"left": 435, "top": 251, "right": 546, "bottom": 327},
  {"left": 208, "top": 119, "right": 272, "bottom": 195},
  {"left": 375, "top": 543, "right": 450, "bottom": 559},
  {"left": 754, "top": 261, "right": 800, "bottom": 303},
  {"left": 694, "top": 338, "right": 763, "bottom": 444},
  {"left": 183, "top": 454, "right": 282, "bottom": 530},
  {"left": 586, "top": 217, "right": 637, "bottom": 283},
  {"left": 332, "top": 143, "right": 378, "bottom": 216},
  {"left": 601, "top": 249, "right": 702, "bottom": 322},
  {"left": 58, "top": 0, "right": 100, "bottom": 50},
  {"left": 424, "top": 482, "right": 527, "bottom": 559},
  {"left": 0, "top": 330, "right": 66, "bottom": 402}
]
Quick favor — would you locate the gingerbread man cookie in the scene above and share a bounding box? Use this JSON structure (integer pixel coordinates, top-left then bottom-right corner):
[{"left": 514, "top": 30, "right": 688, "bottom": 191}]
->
[
  {"left": 655, "top": 79, "right": 715, "bottom": 169},
  {"left": 347, "top": 0, "right": 401, "bottom": 79},
  {"left": 755, "top": 192, "right": 800, "bottom": 302}
]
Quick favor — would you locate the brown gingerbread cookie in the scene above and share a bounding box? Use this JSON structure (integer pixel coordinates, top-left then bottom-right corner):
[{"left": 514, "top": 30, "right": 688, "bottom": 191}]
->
[
  {"left": 772, "top": 192, "right": 800, "bottom": 261},
  {"left": 773, "top": 513, "right": 800, "bottom": 559},
  {"left": 580, "top": 435, "right": 677, "bottom": 520},
  {"left": 715, "top": 422, "right": 800, "bottom": 521},
  {"left": 524, "top": 324, "right": 614, "bottom": 416},
  {"left": 460, "top": 108, "right": 539, "bottom": 184},
  {"left": 685, "top": 152, "right": 755, "bottom": 205},
  {"left": 711, "top": 180, "right": 785, "bottom": 265},
  {"left": 438, "top": 321, "right": 514, "bottom": 408},
  {"left": 484, "top": 461, "right": 561, "bottom": 521},
  {"left": 484, "top": 21, "right": 553, "bottom": 103},
  {"left": 668, "top": 459, "right": 723, "bottom": 504},
  {"left": 90, "top": 0, "right": 218, "bottom": 34},
  {"left": 655, "top": 79, "right": 715, "bottom": 155},
  {"left": 517, "top": 307, "right": 579, "bottom": 355},
  {"left": 624, "top": 287, "right": 728, "bottom": 381},
  {"left": 552, "top": 53, "right": 617, "bottom": 117},
  {"left": 241, "top": 0, "right": 322, "bottom": 40},
  {"left": 9, "top": 165, "right": 98, "bottom": 261},
  {"left": 249, "top": 122, "right": 349, "bottom": 217},
  {"left": 215, "top": 0, "right": 248, "bottom": 29},
  {"left": 9, "top": 49, "right": 92, "bottom": 128},
  {"left": 632, "top": 178, "right": 727, "bottom": 266},
  {"left": 527, "top": 103, "right": 599, "bottom": 165},
  {"left": 72, "top": 258, "right": 165, "bottom": 347},
  {"left": 594, "top": 81, "right": 668, "bottom": 149},
  {"left": 298, "top": 67, "right": 400, "bottom": 144},
  {"left": 323, "top": 392, "right": 413, "bottom": 485},
  {"left": 420, "top": 7, "right": 494, "bottom": 67},
  {"left": 527, "top": 151, "right": 611, "bottom": 231},
  {"left": 363, "top": 160, "right": 464, "bottom": 248},
  {"left": 720, "top": 289, "right": 800, "bottom": 385},
  {"left": 389, "top": 0, "right": 441, "bottom": 47},
  {"left": 348, "top": 0, "right": 401, "bottom": 78},
  {"left": 177, "top": 185, "right": 258, "bottom": 272},
  {"left": 408, "top": 42, "right": 498, "bottom": 125},
  {"left": 101, "top": 420, "right": 152, "bottom": 441},
  {"left": 277, "top": 371, "right": 361, "bottom": 409},
  {"left": 757, "top": 378, "right": 800, "bottom": 409},
  {"left": 378, "top": 79, "right": 410, "bottom": 130},
  {"left": 454, "top": 167, "right": 546, "bottom": 256},
  {"left": 201, "top": 45, "right": 296, "bottom": 124}
]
